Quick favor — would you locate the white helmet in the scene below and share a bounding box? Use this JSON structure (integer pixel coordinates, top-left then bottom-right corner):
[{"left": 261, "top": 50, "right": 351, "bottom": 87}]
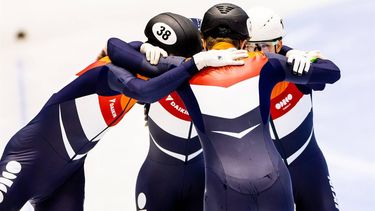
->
[{"left": 247, "top": 7, "right": 286, "bottom": 42}]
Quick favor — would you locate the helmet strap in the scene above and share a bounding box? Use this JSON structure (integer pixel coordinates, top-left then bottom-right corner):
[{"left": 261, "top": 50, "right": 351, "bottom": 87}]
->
[{"left": 275, "top": 39, "right": 282, "bottom": 53}]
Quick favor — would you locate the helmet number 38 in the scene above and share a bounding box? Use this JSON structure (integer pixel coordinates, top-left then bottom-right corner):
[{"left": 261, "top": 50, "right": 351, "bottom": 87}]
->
[
  {"left": 157, "top": 26, "right": 171, "bottom": 40},
  {"left": 152, "top": 22, "right": 177, "bottom": 45}
]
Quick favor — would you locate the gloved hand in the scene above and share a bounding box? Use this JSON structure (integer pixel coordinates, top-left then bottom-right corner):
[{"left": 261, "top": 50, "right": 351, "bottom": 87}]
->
[
  {"left": 287, "top": 53, "right": 311, "bottom": 76},
  {"left": 286, "top": 49, "right": 324, "bottom": 60},
  {"left": 286, "top": 49, "right": 326, "bottom": 75},
  {"left": 286, "top": 49, "right": 315, "bottom": 76},
  {"left": 193, "top": 48, "right": 248, "bottom": 70},
  {"left": 140, "top": 43, "right": 168, "bottom": 65}
]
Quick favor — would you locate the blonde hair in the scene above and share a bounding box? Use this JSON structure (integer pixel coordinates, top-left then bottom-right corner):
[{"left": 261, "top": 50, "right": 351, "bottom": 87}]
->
[{"left": 205, "top": 36, "right": 242, "bottom": 50}]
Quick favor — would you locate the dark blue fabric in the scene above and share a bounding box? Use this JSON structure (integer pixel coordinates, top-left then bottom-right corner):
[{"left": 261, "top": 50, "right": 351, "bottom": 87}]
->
[
  {"left": 107, "top": 38, "right": 193, "bottom": 78},
  {"left": 106, "top": 61, "right": 197, "bottom": 103},
  {"left": 103, "top": 39, "right": 341, "bottom": 210},
  {"left": 0, "top": 52, "right": 199, "bottom": 210}
]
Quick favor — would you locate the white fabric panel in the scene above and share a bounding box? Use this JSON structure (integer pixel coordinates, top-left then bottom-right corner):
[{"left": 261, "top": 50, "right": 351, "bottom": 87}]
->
[
  {"left": 75, "top": 95, "right": 108, "bottom": 140},
  {"left": 148, "top": 102, "right": 197, "bottom": 139},
  {"left": 270, "top": 95, "right": 312, "bottom": 139},
  {"left": 191, "top": 77, "right": 260, "bottom": 119}
]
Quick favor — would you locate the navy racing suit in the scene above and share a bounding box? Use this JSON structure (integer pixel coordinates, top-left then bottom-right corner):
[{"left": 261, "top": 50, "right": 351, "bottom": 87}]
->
[
  {"left": 268, "top": 46, "right": 340, "bottom": 210},
  {"left": 107, "top": 39, "right": 340, "bottom": 211},
  {"left": 0, "top": 44, "right": 199, "bottom": 211}
]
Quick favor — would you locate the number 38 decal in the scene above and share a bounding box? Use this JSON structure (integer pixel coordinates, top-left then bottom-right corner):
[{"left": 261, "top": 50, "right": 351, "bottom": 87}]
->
[{"left": 152, "top": 22, "right": 177, "bottom": 45}]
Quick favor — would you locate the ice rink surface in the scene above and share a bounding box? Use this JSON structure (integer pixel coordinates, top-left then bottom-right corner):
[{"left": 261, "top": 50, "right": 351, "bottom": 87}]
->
[{"left": 0, "top": 0, "right": 374, "bottom": 210}]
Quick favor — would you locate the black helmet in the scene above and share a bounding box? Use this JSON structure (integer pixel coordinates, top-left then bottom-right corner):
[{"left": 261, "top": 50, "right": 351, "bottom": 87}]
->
[
  {"left": 201, "top": 3, "right": 249, "bottom": 40},
  {"left": 144, "top": 12, "right": 203, "bottom": 58}
]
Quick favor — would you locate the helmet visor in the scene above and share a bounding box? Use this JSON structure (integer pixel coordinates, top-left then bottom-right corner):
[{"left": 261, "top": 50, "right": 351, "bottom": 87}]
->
[{"left": 245, "top": 40, "right": 278, "bottom": 52}]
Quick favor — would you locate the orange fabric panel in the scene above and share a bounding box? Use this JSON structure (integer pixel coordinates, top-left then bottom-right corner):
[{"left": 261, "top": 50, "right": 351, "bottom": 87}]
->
[
  {"left": 76, "top": 56, "right": 111, "bottom": 76},
  {"left": 270, "top": 82, "right": 290, "bottom": 99}
]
